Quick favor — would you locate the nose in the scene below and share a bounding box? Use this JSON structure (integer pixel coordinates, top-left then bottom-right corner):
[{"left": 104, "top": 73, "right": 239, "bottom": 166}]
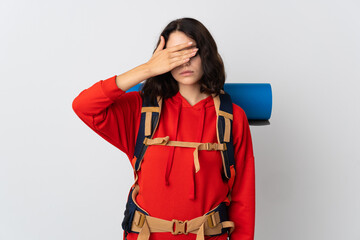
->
[{"left": 182, "top": 58, "right": 191, "bottom": 67}]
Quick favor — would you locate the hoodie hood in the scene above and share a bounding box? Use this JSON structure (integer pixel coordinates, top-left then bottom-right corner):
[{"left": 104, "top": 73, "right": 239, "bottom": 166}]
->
[{"left": 164, "top": 91, "right": 214, "bottom": 200}]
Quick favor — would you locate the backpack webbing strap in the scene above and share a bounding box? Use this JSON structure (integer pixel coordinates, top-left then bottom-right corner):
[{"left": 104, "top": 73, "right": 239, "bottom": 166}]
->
[
  {"left": 212, "top": 91, "right": 236, "bottom": 205},
  {"left": 130, "top": 198, "right": 235, "bottom": 240},
  {"left": 133, "top": 95, "right": 163, "bottom": 172},
  {"left": 143, "top": 136, "right": 227, "bottom": 173},
  {"left": 212, "top": 91, "right": 235, "bottom": 178}
]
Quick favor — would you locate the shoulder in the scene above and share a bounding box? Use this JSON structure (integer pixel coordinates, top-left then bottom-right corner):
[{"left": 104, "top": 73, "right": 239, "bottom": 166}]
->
[
  {"left": 232, "top": 103, "right": 248, "bottom": 124},
  {"left": 111, "top": 91, "right": 143, "bottom": 119},
  {"left": 113, "top": 90, "right": 143, "bottom": 106}
]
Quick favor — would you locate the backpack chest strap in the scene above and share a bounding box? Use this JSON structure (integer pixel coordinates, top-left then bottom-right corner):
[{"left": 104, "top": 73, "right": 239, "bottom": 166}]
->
[{"left": 143, "top": 136, "right": 227, "bottom": 173}]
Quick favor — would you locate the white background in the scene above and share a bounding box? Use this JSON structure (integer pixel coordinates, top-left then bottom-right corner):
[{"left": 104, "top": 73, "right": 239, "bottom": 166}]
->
[{"left": 1, "top": 0, "right": 359, "bottom": 239}]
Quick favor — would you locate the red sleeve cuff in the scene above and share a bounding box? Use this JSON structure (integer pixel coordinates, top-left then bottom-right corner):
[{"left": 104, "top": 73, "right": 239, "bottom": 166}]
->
[{"left": 101, "top": 75, "right": 126, "bottom": 101}]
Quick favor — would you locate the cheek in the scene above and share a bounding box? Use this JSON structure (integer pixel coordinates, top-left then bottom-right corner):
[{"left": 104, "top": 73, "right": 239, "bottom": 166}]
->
[
  {"left": 170, "top": 68, "right": 179, "bottom": 76},
  {"left": 194, "top": 58, "right": 203, "bottom": 72},
  {"left": 172, "top": 64, "right": 182, "bottom": 72},
  {"left": 194, "top": 56, "right": 202, "bottom": 65}
]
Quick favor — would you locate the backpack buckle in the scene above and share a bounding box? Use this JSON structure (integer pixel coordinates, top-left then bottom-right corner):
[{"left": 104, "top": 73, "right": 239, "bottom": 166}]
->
[
  {"left": 171, "top": 219, "right": 189, "bottom": 235},
  {"left": 207, "top": 211, "right": 217, "bottom": 228},
  {"left": 205, "top": 143, "right": 217, "bottom": 151},
  {"left": 135, "top": 211, "right": 146, "bottom": 228}
]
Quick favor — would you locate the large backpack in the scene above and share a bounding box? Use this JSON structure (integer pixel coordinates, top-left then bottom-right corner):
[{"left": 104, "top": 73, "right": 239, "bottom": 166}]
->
[{"left": 122, "top": 90, "right": 236, "bottom": 239}]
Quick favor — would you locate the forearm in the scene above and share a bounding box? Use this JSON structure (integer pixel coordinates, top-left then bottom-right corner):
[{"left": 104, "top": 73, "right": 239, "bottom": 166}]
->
[{"left": 116, "top": 63, "right": 153, "bottom": 92}]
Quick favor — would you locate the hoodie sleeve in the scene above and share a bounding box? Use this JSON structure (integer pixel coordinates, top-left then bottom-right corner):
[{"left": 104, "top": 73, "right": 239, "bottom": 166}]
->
[
  {"left": 228, "top": 104, "right": 256, "bottom": 240},
  {"left": 72, "top": 75, "right": 142, "bottom": 161}
]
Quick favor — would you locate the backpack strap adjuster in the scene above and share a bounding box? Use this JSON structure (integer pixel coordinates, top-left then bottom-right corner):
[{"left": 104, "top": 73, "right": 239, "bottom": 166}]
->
[
  {"left": 134, "top": 211, "right": 146, "bottom": 228},
  {"left": 206, "top": 211, "right": 218, "bottom": 228}
]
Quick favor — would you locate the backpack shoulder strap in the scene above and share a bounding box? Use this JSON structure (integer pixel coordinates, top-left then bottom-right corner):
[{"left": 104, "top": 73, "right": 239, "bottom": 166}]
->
[
  {"left": 212, "top": 90, "right": 236, "bottom": 204},
  {"left": 132, "top": 94, "right": 163, "bottom": 172}
]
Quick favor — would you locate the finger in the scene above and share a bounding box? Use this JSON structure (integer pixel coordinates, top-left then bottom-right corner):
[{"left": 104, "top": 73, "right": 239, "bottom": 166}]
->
[
  {"left": 169, "top": 47, "right": 198, "bottom": 59},
  {"left": 181, "top": 49, "right": 198, "bottom": 59},
  {"left": 167, "top": 41, "right": 196, "bottom": 52},
  {"left": 170, "top": 50, "right": 198, "bottom": 64},
  {"left": 169, "top": 53, "right": 193, "bottom": 67},
  {"left": 154, "top": 35, "right": 165, "bottom": 53},
  {"left": 169, "top": 57, "right": 191, "bottom": 69}
]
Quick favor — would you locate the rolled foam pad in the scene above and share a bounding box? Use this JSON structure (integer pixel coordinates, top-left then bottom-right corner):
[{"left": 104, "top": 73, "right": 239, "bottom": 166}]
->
[
  {"left": 127, "top": 83, "right": 272, "bottom": 120},
  {"left": 224, "top": 83, "right": 272, "bottom": 120}
]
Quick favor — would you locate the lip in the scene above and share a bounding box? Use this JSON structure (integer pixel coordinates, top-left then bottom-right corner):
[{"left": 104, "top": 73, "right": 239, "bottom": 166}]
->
[{"left": 180, "top": 70, "right": 194, "bottom": 75}]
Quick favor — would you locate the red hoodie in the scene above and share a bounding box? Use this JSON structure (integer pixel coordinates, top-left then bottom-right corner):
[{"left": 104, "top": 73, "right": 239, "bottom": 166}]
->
[{"left": 72, "top": 75, "right": 255, "bottom": 240}]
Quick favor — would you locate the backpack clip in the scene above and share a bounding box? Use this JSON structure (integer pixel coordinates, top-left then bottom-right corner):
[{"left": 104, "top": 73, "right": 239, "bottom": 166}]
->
[
  {"left": 171, "top": 219, "right": 189, "bottom": 235},
  {"left": 204, "top": 142, "right": 218, "bottom": 151}
]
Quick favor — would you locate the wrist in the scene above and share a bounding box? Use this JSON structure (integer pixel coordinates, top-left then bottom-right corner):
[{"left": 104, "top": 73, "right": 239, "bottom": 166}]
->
[{"left": 139, "top": 63, "right": 153, "bottom": 79}]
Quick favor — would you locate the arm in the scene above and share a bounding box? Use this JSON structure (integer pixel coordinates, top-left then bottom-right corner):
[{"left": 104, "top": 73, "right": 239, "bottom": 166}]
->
[
  {"left": 71, "top": 63, "right": 152, "bottom": 161},
  {"left": 228, "top": 105, "right": 256, "bottom": 240},
  {"left": 71, "top": 38, "right": 198, "bottom": 160}
]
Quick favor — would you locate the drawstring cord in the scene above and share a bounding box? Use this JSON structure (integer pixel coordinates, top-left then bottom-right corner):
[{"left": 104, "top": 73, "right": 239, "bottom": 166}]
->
[
  {"left": 161, "top": 96, "right": 210, "bottom": 200},
  {"left": 189, "top": 105, "right": 206, "bottom": 199},
  {"left": 164, "top": 101, "right": 182, "bottom": 186}
]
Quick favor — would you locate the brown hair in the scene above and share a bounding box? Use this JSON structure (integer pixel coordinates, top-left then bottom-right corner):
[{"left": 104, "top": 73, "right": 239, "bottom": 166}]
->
[{"left": 139, "top": 17, "right": 226, "bottom": 105}]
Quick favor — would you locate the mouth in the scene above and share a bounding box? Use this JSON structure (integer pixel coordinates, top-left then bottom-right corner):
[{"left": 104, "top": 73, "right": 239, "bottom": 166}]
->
[{"left": 180, "top": 70, "right": 194, "bottom": 75}]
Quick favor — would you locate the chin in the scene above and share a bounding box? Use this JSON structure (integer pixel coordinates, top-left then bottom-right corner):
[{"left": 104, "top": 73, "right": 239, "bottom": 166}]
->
[{"left": 176, "top": 77, "right": 200, "bottom": 85}]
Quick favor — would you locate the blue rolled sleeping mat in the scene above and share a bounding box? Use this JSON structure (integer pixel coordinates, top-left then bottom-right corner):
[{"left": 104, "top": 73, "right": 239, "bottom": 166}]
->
[{"left": 127, "top": 83, "right": 272, "bottom": 125}]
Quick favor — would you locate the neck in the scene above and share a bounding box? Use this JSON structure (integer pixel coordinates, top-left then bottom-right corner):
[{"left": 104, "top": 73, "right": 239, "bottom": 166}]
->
[{"left": 178, "top": 82, "right": 211, "bottom": 106}]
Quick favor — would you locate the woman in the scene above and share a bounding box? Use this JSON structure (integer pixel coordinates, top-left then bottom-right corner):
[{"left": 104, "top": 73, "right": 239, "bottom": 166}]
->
[{"left": 72, "top": 17, "right": 255, "bottom": 240}]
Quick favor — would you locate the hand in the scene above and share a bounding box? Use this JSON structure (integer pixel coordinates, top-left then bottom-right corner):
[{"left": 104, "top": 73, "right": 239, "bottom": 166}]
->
[{"left": 145, "top": 35, "right": 199, "bottom": 77}]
